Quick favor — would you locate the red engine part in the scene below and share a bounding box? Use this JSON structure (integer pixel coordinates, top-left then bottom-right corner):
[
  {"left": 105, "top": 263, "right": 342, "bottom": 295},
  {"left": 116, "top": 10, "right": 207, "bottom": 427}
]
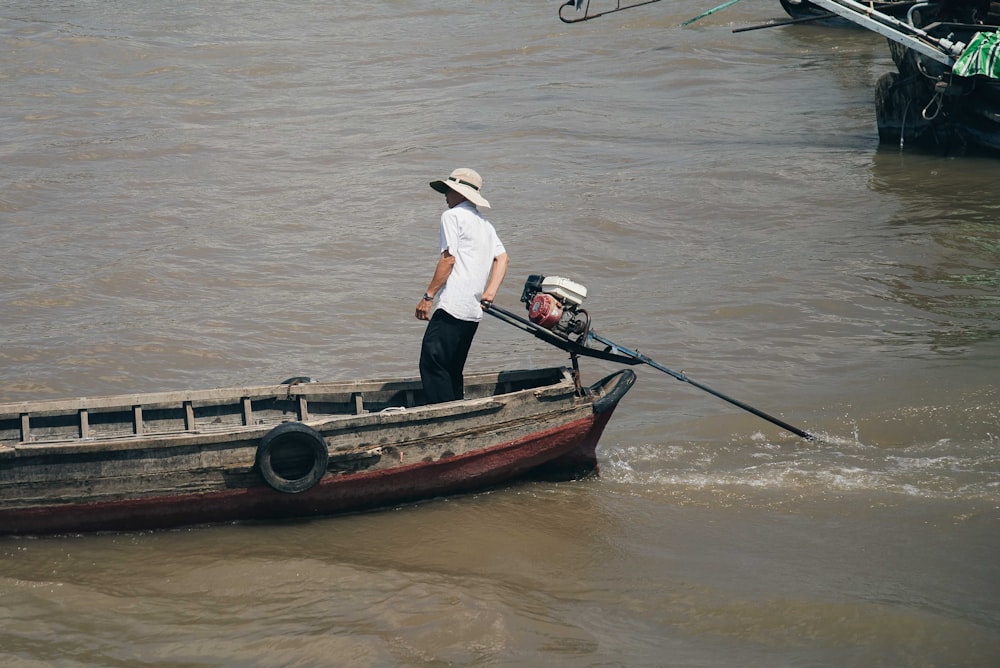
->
[{"left": 528, "top": 293, "right": 563, "bottom": 329}]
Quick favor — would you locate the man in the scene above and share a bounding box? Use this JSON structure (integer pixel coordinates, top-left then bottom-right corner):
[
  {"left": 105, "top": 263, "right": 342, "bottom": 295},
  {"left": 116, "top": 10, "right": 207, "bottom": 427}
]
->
[{"left": 415, "top": 168, "right": 509, "bottom": 404}]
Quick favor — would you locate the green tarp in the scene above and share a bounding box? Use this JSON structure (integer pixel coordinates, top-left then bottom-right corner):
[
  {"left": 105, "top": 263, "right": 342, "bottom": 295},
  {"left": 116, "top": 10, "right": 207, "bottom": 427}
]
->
[{"left": 953, "top": 30, "right": 1000, "bottom": 79}]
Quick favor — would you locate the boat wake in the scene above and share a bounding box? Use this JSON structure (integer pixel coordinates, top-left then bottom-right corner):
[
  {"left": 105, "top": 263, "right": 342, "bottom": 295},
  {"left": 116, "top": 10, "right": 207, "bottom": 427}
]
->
[{"left": 601, "top": 430, "right": 999, "bottom": 511}]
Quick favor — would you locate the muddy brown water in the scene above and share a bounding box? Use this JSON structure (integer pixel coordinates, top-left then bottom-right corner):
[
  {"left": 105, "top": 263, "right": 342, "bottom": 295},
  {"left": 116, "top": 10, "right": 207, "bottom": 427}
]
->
[{"left": 2, "top": 1, "right": 998, "bottom": 665}]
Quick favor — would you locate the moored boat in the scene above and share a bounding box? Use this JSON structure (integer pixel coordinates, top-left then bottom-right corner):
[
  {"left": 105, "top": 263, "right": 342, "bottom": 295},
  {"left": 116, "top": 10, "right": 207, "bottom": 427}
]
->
[
  {"left": 806, "top": 0, "right": 1000, "bottom": 153},
  {"left": 0, "top": 366, "right": 635, "bottom": 536},
  {"left": 778, "top": 0, "right": 853, "bottom": 23},
  {"left": 877, "top": 3, "right": 1000, "bottom": 152}
]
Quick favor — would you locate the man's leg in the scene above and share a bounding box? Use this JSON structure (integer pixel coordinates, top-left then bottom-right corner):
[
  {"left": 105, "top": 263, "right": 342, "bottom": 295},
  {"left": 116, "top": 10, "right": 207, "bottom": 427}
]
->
[
  {"left": 448, "top": 317, "right": 479, "bottom": 400},
  {"left": 419, "top": 311, "right": 477, "bottom": 404}
]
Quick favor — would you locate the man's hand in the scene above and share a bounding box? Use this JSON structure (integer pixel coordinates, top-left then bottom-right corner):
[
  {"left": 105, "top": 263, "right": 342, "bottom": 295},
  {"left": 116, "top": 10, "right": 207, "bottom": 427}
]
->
[{"left": 415, "top": 296, "right": 433, "bottom": 320}]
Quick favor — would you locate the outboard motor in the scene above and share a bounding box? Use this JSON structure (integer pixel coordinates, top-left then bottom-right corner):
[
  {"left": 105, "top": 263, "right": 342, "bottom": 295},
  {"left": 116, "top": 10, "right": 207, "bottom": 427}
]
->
[{"left": 519, "top": 275, "right": 591, "bottom": 342}]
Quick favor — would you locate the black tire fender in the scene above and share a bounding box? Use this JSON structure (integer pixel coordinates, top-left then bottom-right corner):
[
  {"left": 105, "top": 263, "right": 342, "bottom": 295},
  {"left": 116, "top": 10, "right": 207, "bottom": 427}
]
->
[{"left": 256, "top": 422, "right": 329, "bottom": 493}]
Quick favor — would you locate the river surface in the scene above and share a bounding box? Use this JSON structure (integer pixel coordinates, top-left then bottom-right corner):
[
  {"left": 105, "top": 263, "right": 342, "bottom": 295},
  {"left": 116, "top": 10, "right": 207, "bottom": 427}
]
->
[{"left": 2, "top": 1, "right": 998, "bottom": 666}]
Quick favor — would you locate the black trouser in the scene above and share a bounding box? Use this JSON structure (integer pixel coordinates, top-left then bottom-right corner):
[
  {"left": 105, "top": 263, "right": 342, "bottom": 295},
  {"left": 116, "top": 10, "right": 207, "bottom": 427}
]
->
[{"left": 419, "top": 309, "right": 479, "bottom": 404}]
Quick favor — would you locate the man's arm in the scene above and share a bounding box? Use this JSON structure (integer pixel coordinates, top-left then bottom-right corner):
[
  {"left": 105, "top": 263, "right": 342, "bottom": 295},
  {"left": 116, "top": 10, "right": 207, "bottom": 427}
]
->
[
  {"left": 415, "top": 250, "right": 455, "bottom": 320},
  {"left": 480, "top": 252, "right": 509, "bottom": 306}
]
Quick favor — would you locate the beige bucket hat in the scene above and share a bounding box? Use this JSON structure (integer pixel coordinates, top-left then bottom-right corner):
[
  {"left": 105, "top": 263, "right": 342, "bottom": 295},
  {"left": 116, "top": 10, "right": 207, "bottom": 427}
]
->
[{"left": 430, "top": 168, "right": 490, "bottom": 208}]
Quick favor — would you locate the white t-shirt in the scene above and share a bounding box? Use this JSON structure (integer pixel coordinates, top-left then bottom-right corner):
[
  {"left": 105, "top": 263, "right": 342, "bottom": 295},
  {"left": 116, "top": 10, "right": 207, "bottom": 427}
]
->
[{"left": 436, "top": 201, "right": 506, "bottom": 322}]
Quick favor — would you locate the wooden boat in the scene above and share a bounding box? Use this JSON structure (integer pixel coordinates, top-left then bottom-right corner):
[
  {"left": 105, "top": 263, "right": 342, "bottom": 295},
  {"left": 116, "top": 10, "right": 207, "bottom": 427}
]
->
[{"left": 0, "top": 366, "right": 635, "bottom": 536}]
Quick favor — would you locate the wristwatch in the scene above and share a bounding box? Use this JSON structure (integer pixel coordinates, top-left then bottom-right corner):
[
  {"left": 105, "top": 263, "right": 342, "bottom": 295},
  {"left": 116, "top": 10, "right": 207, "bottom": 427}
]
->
[{"left": 422, "top": 292, "right": 433, "bottom": 301}]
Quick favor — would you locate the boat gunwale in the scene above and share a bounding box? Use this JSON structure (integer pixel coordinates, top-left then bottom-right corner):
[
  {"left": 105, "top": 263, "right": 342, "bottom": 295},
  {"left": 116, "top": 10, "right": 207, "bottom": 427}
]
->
[
  {"left": 0, "top": 367, "right": 571, "bottom": 417},
  {"left": 0, "top": 367, "right": 580, "bottom": 456}
]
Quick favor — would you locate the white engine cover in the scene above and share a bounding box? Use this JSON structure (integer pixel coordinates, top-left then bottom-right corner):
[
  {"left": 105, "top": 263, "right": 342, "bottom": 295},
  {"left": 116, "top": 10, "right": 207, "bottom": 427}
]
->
[{"left": 541, "top": 276, "right": 587, "bottom": 306}]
